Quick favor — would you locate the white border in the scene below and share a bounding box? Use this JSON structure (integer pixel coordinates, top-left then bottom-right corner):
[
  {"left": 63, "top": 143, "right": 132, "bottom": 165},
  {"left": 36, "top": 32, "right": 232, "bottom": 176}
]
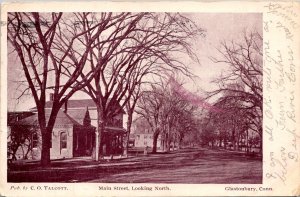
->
[{"left": 1, "top": 1, "right": 300, "bottom": 196}]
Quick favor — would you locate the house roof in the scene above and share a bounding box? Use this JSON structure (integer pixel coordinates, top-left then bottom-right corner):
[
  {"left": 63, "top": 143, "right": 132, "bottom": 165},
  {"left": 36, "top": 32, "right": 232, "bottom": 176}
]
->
[
  {"left": 65, "top": 108, "right": 88, "bottom": 125},
  {"left": 30, "top": 99, "right": 125, "bottom": 114},
  {"left": 11, "top": 109, "right": 127, "bottom": 134},
  {"left": 15, "top": 109, "right": 82, "bottom": 127},
  {"left": 7, "top": 111, "right": 35, "bottom": 125},
  {"left": 49, "top": 99, "right": 96, "bottom": 109}
]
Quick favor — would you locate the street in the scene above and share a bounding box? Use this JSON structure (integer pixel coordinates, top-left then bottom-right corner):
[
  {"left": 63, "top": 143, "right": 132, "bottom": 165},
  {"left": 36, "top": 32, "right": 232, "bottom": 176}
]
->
[{"left": 8, "top": 147, "right": 262, "bottom": 183}]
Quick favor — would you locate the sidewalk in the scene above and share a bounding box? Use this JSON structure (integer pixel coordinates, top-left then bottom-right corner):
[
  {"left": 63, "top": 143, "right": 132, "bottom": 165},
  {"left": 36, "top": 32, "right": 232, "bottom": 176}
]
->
[
  {"left": 8, "top": 154, "right": 156, "bottom": 182},
  {"left": 8, "top": 154, "right": 149, "bottom": 172},
  {"left": 8, "top": 151, "right": 178, "bottom": 182},
  {"left": 8, "top": 147, "right": 174, "bottom": 173}
]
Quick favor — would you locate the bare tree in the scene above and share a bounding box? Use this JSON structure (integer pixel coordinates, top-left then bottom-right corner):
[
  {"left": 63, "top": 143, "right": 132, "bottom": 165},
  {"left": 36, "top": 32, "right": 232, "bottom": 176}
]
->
[
  {"left": 209, "top": 31, "right": 262, "bottom": 111},
  {"left": 7, "top": 12, "right": 112, "bottom": 166},
  {"left": 136, "top": 85, "right": 165, "bottom": 153},
  {"left": 160, "top": 84, "right": 198, "bottom": 152},
  {"left": 122, "top": 70, "right": 144, "bottom": 156},
  {"left": 205, "top": 31, "right": 263, "bottom": 153},
  {"left": 8, "top": 124, "right": 39, "bottom": 161},
  {"left": 171, "top": 104, "right": 199, "bottom": 149},
  {"left": 74, "top": 13, "right": 204, "bottom": 159},
  {"left": 136, "top": 76, "right": 200, "bottom": 153}
]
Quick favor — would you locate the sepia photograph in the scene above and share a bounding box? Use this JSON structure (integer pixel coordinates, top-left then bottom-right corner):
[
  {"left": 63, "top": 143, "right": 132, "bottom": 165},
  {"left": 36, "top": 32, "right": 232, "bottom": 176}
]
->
[{"left": 6, "top": 12, "right": 263, "bottom": 184}]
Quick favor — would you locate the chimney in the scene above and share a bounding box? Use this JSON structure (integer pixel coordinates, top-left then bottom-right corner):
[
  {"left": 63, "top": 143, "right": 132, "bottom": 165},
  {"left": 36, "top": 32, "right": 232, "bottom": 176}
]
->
[{"left": 49, "top": 93, "right": 54, "bottom": 101}]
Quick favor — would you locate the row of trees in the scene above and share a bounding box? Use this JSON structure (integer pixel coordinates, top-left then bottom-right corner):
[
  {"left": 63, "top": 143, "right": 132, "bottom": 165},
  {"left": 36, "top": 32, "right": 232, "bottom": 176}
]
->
[
  {"left": 8, "top": 12, "right": 204, "bottom": 165},
  {"left": 125, "top": 30, "right": 263, "bottom": 154},
  {"left": 135, "top": 77, "right": 200, "bottom": 153},
  {"left": 202, "top": 31, "right": 263, "bottom": 153}
]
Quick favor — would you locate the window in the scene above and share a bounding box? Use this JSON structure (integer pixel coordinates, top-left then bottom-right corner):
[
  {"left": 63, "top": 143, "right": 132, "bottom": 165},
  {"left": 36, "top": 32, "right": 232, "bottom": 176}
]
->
[
  {"left": 60, "top": 132, "right": 67, "bottom": 150},
  {"left": 32, "top": 133, "right": 38, "bottom": 148}
]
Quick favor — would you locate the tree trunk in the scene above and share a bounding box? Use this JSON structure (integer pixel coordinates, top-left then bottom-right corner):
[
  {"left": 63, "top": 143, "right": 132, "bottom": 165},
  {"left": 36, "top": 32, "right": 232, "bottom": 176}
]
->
[
  {"left": 24, "top": 143, "right": 32, "bottom": 160},
  {"left": 39, "top": 105, "right": 59, "bottom": 166},
  {"left": 165, "top": 133, "right": 170, "bottom": 152},
  {"left": 41, "top": 127, "right": 51, "bottom": 166},
  {"left": 246, "top": 130, "right": 249, "bottom": 154},
  {"left": 37, "top": 106, "right": 51, "bottom": 167},
  {"left": 237, "top": 134, "right": 240, "bottom": 151},
  {"left": 123, "top": 134, "right": 129, "bottom": 157},
  {"left": 166, "top": 124, "right": 171, "bottom": 152},
  {"left": 95, "top": 107, "right": 105, "bottom": 161},
  {"left": 167, "top": 140, "right": 171, "bottom": 152},
  {"left": 259, "top": 137, "right": 262, "bottom": 154},
  {"left": 232, "top": 129, "right": 236, "bottom": 150},
  {"left": 259, "top": 129, "right": 262, "bottom": 154},
  {"left": 123, "top": 112, "right": 133, "bottom": 157},
  {"left": 152, "top": 129, "right": 160, "bottom": 153}
]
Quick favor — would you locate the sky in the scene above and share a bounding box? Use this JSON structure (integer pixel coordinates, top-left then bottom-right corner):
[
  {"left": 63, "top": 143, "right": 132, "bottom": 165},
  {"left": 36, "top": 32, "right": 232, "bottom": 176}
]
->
[
  {"left": 184, "top": 13, "right": 262, "bottom": 93},
  {"left": 7, "top": 13, "right": 262, "bottom": 112}
]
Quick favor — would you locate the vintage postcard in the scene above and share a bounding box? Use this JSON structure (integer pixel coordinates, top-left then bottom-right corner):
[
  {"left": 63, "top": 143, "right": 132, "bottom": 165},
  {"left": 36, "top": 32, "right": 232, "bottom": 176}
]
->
[{"left": 0, "top": 1, "right": 299, "bottom": 196}]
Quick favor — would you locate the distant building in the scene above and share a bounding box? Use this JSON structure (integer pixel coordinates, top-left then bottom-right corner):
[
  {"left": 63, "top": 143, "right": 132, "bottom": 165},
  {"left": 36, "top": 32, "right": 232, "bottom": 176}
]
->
[
  {"left": 135, "top": 129, "right": 151, "bottom": 147},
  {"left": 8, "top": 96, "right": 126, "bottom": 160},
  {"left": 131, "top": 118, "right": 165, "bottom": 150},
  {"left": 134, "top": 128, "right": 163, "bottom": 150}
]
